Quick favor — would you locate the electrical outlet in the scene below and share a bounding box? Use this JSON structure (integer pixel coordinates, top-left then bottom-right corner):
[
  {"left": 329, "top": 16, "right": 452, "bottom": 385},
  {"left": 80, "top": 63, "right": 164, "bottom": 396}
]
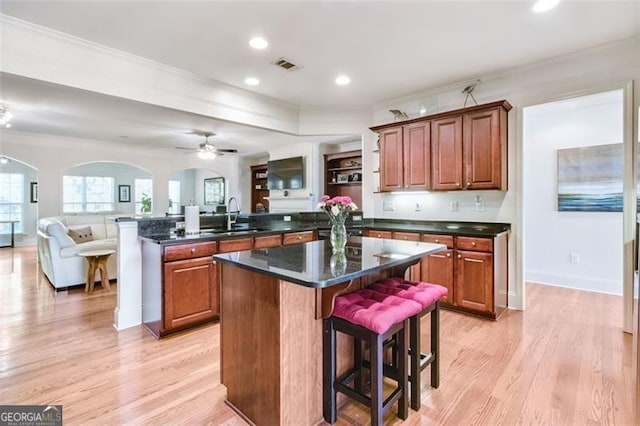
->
[
  {"left": 449, "top": 201, "right": 458, "bottom": 212},
  {"left": 415, "top": 203, "right": 421, "bottom": 212},
  {"left": 383, "top": 199, "right": 395, "bottom": 211},
  {"left": 570, "top": 253, "right": 580, "bottom": 264},
  {"left": 283, "top": 216, "right": 291, "bottom": 222}
]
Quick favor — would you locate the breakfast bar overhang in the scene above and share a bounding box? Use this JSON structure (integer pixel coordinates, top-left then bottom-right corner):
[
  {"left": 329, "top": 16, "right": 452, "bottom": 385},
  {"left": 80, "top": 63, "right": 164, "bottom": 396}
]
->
[{"left": 214, "top": 236, "right": 445, "bottom": 425}]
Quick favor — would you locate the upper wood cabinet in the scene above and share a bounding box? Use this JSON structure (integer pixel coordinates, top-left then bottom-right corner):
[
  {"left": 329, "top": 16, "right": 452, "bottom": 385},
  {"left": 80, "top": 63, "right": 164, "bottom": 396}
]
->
[
  {"left": 378, "top": 122, "right": 430, "bottom": 192},
  {"left": 371, "top": 100, "right": 511, "bottom": 192}
]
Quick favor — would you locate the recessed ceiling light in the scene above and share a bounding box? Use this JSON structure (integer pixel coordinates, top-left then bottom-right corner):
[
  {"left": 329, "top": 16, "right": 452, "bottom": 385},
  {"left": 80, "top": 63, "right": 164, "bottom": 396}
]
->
[
  {"left": 335, "top": 75, "right": 351, "bottom": 86},
  {"left": 249, "top": 37, "right": 268, "bottom": 49},
  {"left": 244, "top": 77, "right": 260, "bottom": 86},
  {"left": 532, "top": 0, "right": 560, "bottom": 13}
]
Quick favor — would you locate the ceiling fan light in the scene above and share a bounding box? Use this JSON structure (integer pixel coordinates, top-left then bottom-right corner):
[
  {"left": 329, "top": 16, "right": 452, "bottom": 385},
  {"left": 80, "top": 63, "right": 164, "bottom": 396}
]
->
[{"left": 198, "top": 150, "right": 216, "bottom": 160}]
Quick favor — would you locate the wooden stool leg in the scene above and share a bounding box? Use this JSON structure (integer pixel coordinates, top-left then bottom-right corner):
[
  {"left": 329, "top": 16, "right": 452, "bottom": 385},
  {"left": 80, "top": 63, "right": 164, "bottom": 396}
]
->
[
  {"left": 354, "top": 337, "right": 365, "bottom": 394},
  {"left": 431, "top": 302, "right": 440, "bottom": 388},
  {"left": 370, "top": 333, "right": 383, "bottom": 426},
  {"left": 323, "top": 318, "right": 337, "bottom": 424},
  {"left": 99, "top": 256, "right": 111, "bottom": 291},
  {"left": 398, "top": 319, "right": 409, "bottom": 419},
  {"left": 410, "top": 313, "right": 421, "bottom": 410}
]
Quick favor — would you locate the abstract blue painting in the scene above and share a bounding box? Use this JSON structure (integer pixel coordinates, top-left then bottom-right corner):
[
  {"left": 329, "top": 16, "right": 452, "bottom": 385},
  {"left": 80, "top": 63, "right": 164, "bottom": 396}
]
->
[{"left": 557, "top": 143, "right": 622, "bottom": 212}]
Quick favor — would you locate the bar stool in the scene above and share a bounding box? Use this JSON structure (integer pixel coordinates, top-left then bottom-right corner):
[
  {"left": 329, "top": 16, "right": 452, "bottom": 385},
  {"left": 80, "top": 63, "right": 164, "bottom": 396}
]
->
[
  {"left": 368, "top": 278, "right": 448, "bottom": 410},
  {"left": 323, "top": 289, "right": 423, "bottom": 426}
]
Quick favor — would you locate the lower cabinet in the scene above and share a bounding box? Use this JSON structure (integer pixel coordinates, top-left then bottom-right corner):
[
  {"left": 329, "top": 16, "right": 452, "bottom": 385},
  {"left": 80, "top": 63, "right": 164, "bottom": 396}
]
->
[
  {"left": 421, "top": 233, "right": 507, "bottom": 319},
  {"left": 164, "top": 256, "right": 218, "bottom": 331},
  {"left": 142, "top": 240, "right": 219, "bottom": 338},
  {"left": 367, "top": 228, "right": 508, "bottom": 319}
]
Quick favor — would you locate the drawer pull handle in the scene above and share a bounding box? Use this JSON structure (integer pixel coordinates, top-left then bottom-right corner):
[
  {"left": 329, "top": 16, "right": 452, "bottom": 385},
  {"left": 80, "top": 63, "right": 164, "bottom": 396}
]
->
[
  {"left": 435, "top": 239, "right": 440, "bottom": 243},
  {"left": 297, "top": 236, "right": 302, "bottom": 239},
  {"left": 471, "top": 241, "right": 476, "bottom": 247},
  {"left": 191, "top": 248, "right": 196, "bottom": 253},
  {"left": 456, "top": 182, "right": 461, "bottom": 187},
  {"left": 467, "top": 182, "right": 471, "bottom": 187},
  {"left": 457, "top": 254, "right": 462, "bottom": 259},
  {"left": 447, "top": 253, "right": 451, "bottom": 257}
]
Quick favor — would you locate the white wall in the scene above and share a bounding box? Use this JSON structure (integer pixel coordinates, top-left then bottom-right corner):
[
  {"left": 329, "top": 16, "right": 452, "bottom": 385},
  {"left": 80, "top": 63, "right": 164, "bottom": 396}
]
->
[
  {"left": 369, "top": 36, "right": 640, "bottom": 310},
  {"left": 64, "top": 161, "right": 152, "bottom": 215},
  {"left": 1, "top": 132, "right": 242, "bottom": 219},
  {"left": 524, "top": 90, "right": 624, "bottom": 294}
]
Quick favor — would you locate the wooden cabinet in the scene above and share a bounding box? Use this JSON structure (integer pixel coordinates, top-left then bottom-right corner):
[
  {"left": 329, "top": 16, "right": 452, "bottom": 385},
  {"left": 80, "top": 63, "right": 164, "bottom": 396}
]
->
[
  {"left": 253, "top": 234, "right": 282, "bottom": 249},
  {"left": 378, "top": 122, "right": 430, "bottom": 192},
  {"left": 420, "top": 233, "right": 508, "bottom": 319},
  {"left": 432, "top": 103, "right": 509, "bottom": 191},
  {"left": 431, "top": 115, "right": 463, "bottom": 190},
  {"left": 282, "top": 230, "right": 315, "bottom": 245},
  {"left": 142, "top": 240, "right": 219, "bottom": 338},
  {"left": 164, "top": 256, "right": 217, "bottom": 331},
  {"left": 219, "top": 237, "right": 253, "bottom": 253},
  {"left": 366, "top": 229, "right": 393, "bottom": 239},
  {"left": 421, "top": 234, "right": 454, "bottom": 304},
  {"left": 251, "top": 164, "right": 269, "bottom": 213},
  {"left": 371, "top": 100, "right": 511, "bottom": 192},
  {"left": 324, "top": 150, "right": 362, "bottom": 208}
]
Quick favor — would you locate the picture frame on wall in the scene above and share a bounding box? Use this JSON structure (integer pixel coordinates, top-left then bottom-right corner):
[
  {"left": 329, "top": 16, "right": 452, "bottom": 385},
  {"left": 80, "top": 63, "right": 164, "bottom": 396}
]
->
[
  {"left": 118, "top": 185, "right": 131, "bottom": 203},
  {"left": 30, "top": 182, "right": 38, "bottom": 203},
  {"left": 336, "top": 174, "right": 349, "bottom": 183},
  {"left": 204, "top": 177, "right": 225, "bottom": 205}
]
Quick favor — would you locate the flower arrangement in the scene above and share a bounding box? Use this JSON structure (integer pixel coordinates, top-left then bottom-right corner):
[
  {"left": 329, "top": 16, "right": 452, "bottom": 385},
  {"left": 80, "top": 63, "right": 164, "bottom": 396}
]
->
[{"left": 317, "top": 195, "right": 358, "bottom": 225}]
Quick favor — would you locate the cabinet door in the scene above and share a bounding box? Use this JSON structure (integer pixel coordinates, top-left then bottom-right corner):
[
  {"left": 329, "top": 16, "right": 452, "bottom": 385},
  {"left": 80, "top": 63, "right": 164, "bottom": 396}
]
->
[
  {"left": 253, "top": 234, "right": 282, "bottom": 249},
  {"left": 421, "top": 248, "right": 454, "bottom": 304},
  {"left": 455, "top": 250, "right": 493, "bottom": 313},
  {"left": 366, "top": 229, "right": 393, "bottom": 239},
  {"left": 393, "top": 232, "right": 421, "bottom": 280},
  {"left": 431, "top": 115, "right": 463, "bottom": 190},
  {"left": 379, "top": 127, "right": 404, "bottom": 192},
  {"left": 164, "top": 256, "right": 217, "bottom": 331},
  {"left": 282, "top": 231, "right": 315, "bottom": 245},
  {"left": 219, "top": 237, "right": 253, "bottom": 253},
  {"left": 463, "top": 107, "right": 505, "bottom": 190},
  {"left": 403, "top": 121, "right": 431, "bottom": 190}
]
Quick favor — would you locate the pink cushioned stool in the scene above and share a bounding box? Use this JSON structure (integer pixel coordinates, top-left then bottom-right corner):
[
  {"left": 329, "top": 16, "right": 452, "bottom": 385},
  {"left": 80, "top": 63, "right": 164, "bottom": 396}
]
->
[
  {"left": 369, "top": 278, "right": 448, "bottom": 410},
  {"left": 323, "top": 288, "right": 422, "bottom": 426}
]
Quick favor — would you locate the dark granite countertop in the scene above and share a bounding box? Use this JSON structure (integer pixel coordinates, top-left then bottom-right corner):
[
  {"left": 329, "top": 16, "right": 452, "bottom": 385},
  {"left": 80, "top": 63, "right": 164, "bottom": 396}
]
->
[
  {"left": 213, "top": 236, "right": 445, "bottom": 288},
  {"left": 138, "top": 223, "right": 319, "bottom": 245},
  {"left": 366, "top": 220, "right": 510, "bottom": 237}
]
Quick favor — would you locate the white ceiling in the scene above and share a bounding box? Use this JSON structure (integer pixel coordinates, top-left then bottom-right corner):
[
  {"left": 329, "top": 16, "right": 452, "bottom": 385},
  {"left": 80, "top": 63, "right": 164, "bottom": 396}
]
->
[{"left": 1, "top": 0, "right": 639, "bottom": 154}]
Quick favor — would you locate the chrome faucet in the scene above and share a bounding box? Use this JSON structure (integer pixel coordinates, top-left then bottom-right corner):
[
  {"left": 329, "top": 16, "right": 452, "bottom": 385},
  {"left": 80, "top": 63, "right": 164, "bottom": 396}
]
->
[{"left": 227, "top": 197, "right": 240, "bottom": 229}]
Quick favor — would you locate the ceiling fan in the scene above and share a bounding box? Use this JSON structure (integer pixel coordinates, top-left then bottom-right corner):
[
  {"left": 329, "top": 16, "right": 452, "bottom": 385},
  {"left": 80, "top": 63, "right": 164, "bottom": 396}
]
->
[{"left": 175, "top": 132, "right": 238, "bottom": 160}]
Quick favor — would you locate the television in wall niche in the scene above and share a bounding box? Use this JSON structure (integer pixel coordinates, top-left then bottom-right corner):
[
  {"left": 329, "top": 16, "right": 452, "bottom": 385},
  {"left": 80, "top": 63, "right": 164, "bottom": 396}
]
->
[{"left": 267, "top": 156, "right": 304, "bottom": 190}]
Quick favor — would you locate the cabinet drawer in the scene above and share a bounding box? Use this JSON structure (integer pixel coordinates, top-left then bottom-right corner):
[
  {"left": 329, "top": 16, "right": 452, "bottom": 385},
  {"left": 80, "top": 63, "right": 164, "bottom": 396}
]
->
[
  {"left": 421, "top": 234, "right": 454, "bottom": 248},
  {"left": 218, "top": 237, "right": 254, "bottom": 253},
  {"left": 253, "top": 234, "right": 282, "bottom": 249},
  {"left": 164, "top": 241, "right": 218, "bottom": 262},
  {"left": 392, "top": 232, "right": 420, "bottom": 241},
  {"left": 456, "top": 236, "right": 493, "bottom": 252},
  {"left": 282, "top": 231, "right": 315, "bottom": 245},
  {"left": 366, "top": 229, "right": 393, "bottom": 239}
]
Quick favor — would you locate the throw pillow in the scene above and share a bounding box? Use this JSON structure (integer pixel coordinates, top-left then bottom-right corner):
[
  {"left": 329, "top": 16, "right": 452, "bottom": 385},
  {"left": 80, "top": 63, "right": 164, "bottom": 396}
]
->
[{"left": 68, "top": 226, "right": 94, "bottom": 244}]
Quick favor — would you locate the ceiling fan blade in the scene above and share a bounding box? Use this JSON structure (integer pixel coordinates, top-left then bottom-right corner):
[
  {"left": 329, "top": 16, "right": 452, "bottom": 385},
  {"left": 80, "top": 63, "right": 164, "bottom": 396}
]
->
[
  {"left": 216, "top": 148, "right": 238, "bottom": 153},
  {"left": 175, "top": 146, "right": 195, "bottom": 150}
]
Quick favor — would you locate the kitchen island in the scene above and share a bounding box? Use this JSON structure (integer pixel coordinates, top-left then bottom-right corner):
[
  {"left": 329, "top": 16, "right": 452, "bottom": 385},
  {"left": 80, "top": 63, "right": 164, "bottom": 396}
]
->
[{"left": 214, "top": 236, "right": 445, "bottom": 426}]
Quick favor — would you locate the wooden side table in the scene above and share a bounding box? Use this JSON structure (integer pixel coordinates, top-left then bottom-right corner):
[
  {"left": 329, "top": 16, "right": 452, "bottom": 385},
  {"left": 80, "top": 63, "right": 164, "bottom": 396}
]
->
[
  {"left": 0, "top": 220, "right": 19, "bottom": 248},
  {"left": 78, "top": 249, "right": 115, "bottom": 294}
]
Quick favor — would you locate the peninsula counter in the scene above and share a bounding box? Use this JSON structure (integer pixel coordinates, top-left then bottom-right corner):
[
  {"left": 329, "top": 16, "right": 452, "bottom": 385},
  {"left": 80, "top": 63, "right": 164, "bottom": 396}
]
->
[{"left": 214, "top": 236, "right": 445, "bottom": 425}]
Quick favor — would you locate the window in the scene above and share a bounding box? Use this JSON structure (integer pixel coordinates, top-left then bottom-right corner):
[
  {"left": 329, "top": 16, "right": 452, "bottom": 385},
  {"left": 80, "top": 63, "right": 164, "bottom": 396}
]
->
[
  {"left": 168, "top": 180, "right": 181, "bottom": 214},
  {"left": 63, "top": 175, "right": 114, "bottom": 213},
  {"left": 135, "top": 178, "right": 153, "bottom": 214},
  {"left": 0, "top": 173, "right": 24, "bottom": 233}
]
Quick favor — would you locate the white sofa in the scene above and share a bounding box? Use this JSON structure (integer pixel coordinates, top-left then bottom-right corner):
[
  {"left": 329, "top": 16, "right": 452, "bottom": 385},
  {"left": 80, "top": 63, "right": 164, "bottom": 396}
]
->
[{"left": 37, "top": 215, "right": 121, "bottom": 289}]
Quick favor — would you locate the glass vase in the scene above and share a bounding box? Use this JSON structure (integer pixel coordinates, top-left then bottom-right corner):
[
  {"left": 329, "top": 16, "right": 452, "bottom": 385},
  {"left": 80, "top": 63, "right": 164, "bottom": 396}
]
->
[
  {"left": 330, "top": 222, "right": 347, "bottom": 253},
  {"left": 330, "top": 251, "right": 347, "bottom": 277}
]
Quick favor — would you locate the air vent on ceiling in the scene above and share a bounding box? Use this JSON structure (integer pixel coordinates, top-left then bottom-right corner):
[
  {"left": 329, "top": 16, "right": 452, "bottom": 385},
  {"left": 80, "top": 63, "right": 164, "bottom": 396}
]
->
[{"left": 272, "top": 57, "right": 301, "bottom": 71}]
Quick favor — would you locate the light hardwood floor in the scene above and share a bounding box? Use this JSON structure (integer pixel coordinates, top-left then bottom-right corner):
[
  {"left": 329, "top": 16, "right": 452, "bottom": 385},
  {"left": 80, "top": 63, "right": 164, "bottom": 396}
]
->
[{"left": 0, "top": 246, "right": 634, "bottom": 425}]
